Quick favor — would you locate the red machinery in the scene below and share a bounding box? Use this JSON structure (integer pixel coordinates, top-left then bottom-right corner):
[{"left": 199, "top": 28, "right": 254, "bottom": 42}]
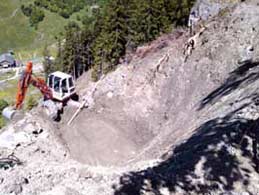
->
[
  {"left": 3, "top": 62, "right": 76, "bottom": 120},
  {"left": 15, "top": 62, "right": 52, "bottom": 109}
]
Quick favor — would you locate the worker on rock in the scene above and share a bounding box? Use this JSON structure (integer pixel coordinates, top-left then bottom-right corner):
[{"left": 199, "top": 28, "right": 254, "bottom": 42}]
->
[
  {"left": 183, "top": 26, "right": 206, "bottom": 62},
  {"left": 183, "top": 38, "right": 195, "bottom": 62}
]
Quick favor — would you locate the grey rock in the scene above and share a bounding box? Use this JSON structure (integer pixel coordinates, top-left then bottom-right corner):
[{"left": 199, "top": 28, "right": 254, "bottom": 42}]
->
[
  {"left": 8, "top": 184, "right": 23, "bottom": 195},
  {"left": 65, "top": 187, "right": 82, "bottom": 195},
  {"left": 192, "top": 0, "right": 237, "bottom": 21}
]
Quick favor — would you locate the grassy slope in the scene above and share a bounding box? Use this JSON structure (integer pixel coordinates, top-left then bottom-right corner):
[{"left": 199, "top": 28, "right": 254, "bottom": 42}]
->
[
  {"left": 0, "top": 74, "right": 43, "bottom": 108},
  {"left": 0, "top": 76, "right": 42, "bottom": 128},
  {"left": 0, "top": 0, "right": 36, "bottom": 54},
  {"left": 0, "top": 0, "right": 87, "bottom": 60}
]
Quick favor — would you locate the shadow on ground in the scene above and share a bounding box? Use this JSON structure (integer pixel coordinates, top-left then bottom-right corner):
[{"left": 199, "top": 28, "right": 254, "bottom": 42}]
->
[
  {"left": 198, "top": 61, "right": 259, "bottom": 110},
  {"left": 113, "top": 104, "right": 259, "bottom": 195}
]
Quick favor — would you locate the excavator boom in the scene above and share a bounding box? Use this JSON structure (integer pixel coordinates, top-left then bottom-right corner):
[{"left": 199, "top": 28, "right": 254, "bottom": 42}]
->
[
  {"left": 30, "top": 77, "right": 52, "bottom": 100},
  {"left": 15, "top": 62, "right": 33, "bottom": 109},
  {"left": 15, "top": 62, "right": 53, "bottom": 109}
]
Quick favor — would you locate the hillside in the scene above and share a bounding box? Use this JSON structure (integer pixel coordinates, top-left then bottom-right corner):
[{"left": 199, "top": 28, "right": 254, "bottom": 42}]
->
[
  {"left": 0, "top": 0, "right": 94, "bottom": 60},
  {"left": 1, "top": 0, "right": 259, "bottom": 195}
]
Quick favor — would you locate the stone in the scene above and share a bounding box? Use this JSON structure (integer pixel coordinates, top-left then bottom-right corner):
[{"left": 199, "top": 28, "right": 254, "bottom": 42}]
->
[
  {"left": 0, "top": 129, "right": 31, "bottom": 149},
  {"left": 107, "top": 91, "right": 114, "bottom": 99},
  {"left": 65, "top": 187, "right": 82, "bottom": 195},
  {"left": 78, "top": 168, "right": 92, "bottom": 180},
  {"left": 8, "top": 184, "right": 23, "bottom": 195}
]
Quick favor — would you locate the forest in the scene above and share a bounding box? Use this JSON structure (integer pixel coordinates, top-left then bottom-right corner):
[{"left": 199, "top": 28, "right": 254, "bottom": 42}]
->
[
  {"left": 21, "top": 4, "right": 45, "bottom": 28},
  {"left": 33, "top": 0, "right": 86, "bottom": 18},
  {"left": 21, "top": 0, "right": 107, "bottom": 27},
  {"left": 42, "top": 0, "right": 196, "bottom": 80}
]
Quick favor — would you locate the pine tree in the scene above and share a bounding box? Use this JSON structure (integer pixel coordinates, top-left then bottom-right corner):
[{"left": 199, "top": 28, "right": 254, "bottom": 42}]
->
[
  {"left": 129, "top": 0, "right": 169, "bottom": 45},
  {"left": 152, "top": 0, "right": 172, "bottom": 33},
  {"left": 54, "top": 38, "right": 63, "bottom": 71},
  {"left": 53, "top": 0, "right": 196, "bottom": 81},
  {"left": 42, "top": 45, "right": 53, "bottom": 79},
  {"left": 93, "top": 0, "right": 129, "bottom": 74},
  {"left": 79, "top": 27, "right": 95, "bottom": 75},
  {"left": 92, "top": 30, "right": 109, "bottom": 80},
  {"left": 163, "top": 0, "right": 176, "bottom": 23},
  {"left": 61, "top": 22, "right": 81, "bottom": 79},
  {"left": 173, "top": 0, "right": 196, "bottom": 26}
]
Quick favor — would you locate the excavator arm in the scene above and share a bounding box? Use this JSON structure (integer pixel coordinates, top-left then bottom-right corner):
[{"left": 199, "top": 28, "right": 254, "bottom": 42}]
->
[
  {"left": 15, "top": 62, "right": 52, "bottom": 109},
  {"left": 30, "top": 77, "right": 52, "bottom": 100}
]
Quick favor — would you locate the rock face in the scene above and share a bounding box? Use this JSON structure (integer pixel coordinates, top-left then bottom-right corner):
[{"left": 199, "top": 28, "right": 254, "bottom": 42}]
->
[
  {"left": 192, "top": 0, "right": 238, "bottom": 20},
  {"left": 2, "top": 0, "right": 259, "bottom": 194}
]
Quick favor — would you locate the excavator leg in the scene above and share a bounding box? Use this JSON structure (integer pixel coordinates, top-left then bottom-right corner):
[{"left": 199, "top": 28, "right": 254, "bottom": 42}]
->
[
  {"left": 15, "top": 82, "right": 29, "bottom": 110},
  {"left": 2, "top": 82, "right": 29, "bottom": 120}
]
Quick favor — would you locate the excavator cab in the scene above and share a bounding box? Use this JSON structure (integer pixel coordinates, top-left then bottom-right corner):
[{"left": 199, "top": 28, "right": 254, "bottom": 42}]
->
[{"left": 47, "top": 71, "right": 76, "bottom": 102}]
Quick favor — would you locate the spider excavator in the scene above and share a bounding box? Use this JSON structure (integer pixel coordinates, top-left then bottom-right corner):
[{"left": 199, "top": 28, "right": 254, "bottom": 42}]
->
[{"left": 2, "top": 62, "right": 77, "bottom": 120}]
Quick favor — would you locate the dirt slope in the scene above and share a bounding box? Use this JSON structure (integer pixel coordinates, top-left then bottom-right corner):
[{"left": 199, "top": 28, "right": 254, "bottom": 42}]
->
[{"left": 58, "top": 0, "right": 259, "bottom": 167}]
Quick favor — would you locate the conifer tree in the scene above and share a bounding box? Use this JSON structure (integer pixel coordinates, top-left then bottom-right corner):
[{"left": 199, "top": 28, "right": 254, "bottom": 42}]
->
[
  {"left": 93, "top": 0, "right": 128, "bottom": 74},
  {"left": 61, "top": 22, "right": 81, "bottom": 78},
  {"left": 43, "top": 45, "right": 53, "bottom": 79},
  {"left": 79, "top": 27, "right": 95, "bottom": 74},
  {"left": 54, "top": 0, "right": 196, "bottom": 81},
  {"left": 129, "top": 0, "right": 170, "bottom": 45},
  {"left": 174, "top": 0, "right": 196, "bottom": 26},
  {"left": 54, "top": 38, "right": 62, "bottom": 70}
]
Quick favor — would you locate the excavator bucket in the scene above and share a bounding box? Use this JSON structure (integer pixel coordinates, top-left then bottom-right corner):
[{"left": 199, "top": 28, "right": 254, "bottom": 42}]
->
[{"left": 2, "top": 107, "right": 16, "bottom": 120}]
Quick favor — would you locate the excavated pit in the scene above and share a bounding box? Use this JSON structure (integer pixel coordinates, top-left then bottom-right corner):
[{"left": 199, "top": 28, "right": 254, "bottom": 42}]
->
[
  {"left": 56, "top": 3, "right": 259, "bottom": 168},
  {"left": 56, "top": 34, "right": 190, "bottom": 167},
  {"left": 58, "top": 99, "right": 156, "bottom": 166},
  {"left": 62, "top": 118, "right": 140, "bottom": 166},
  {"left": 53, "top": 26, "right": 207, "bottom": 167}
]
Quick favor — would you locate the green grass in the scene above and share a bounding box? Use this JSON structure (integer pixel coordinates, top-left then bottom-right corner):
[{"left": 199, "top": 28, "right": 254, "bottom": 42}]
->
[
  {"left": 0, "top": 77, "right": 41, "bottom": 108},
  {"left": 0, "top": 0, "right": 36, "bottom": 54},
  {"left": 0, "top": 0, "right": 20, "bottom": 18},
  {"left": 0, "top": 69, "right": 46, "bottom": 109},
  {"left": 0, "top": 75, "right": 41, "bottom": 128},
  {"left": 0, "top": 0, "right": 88, "bottom": 61}
]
